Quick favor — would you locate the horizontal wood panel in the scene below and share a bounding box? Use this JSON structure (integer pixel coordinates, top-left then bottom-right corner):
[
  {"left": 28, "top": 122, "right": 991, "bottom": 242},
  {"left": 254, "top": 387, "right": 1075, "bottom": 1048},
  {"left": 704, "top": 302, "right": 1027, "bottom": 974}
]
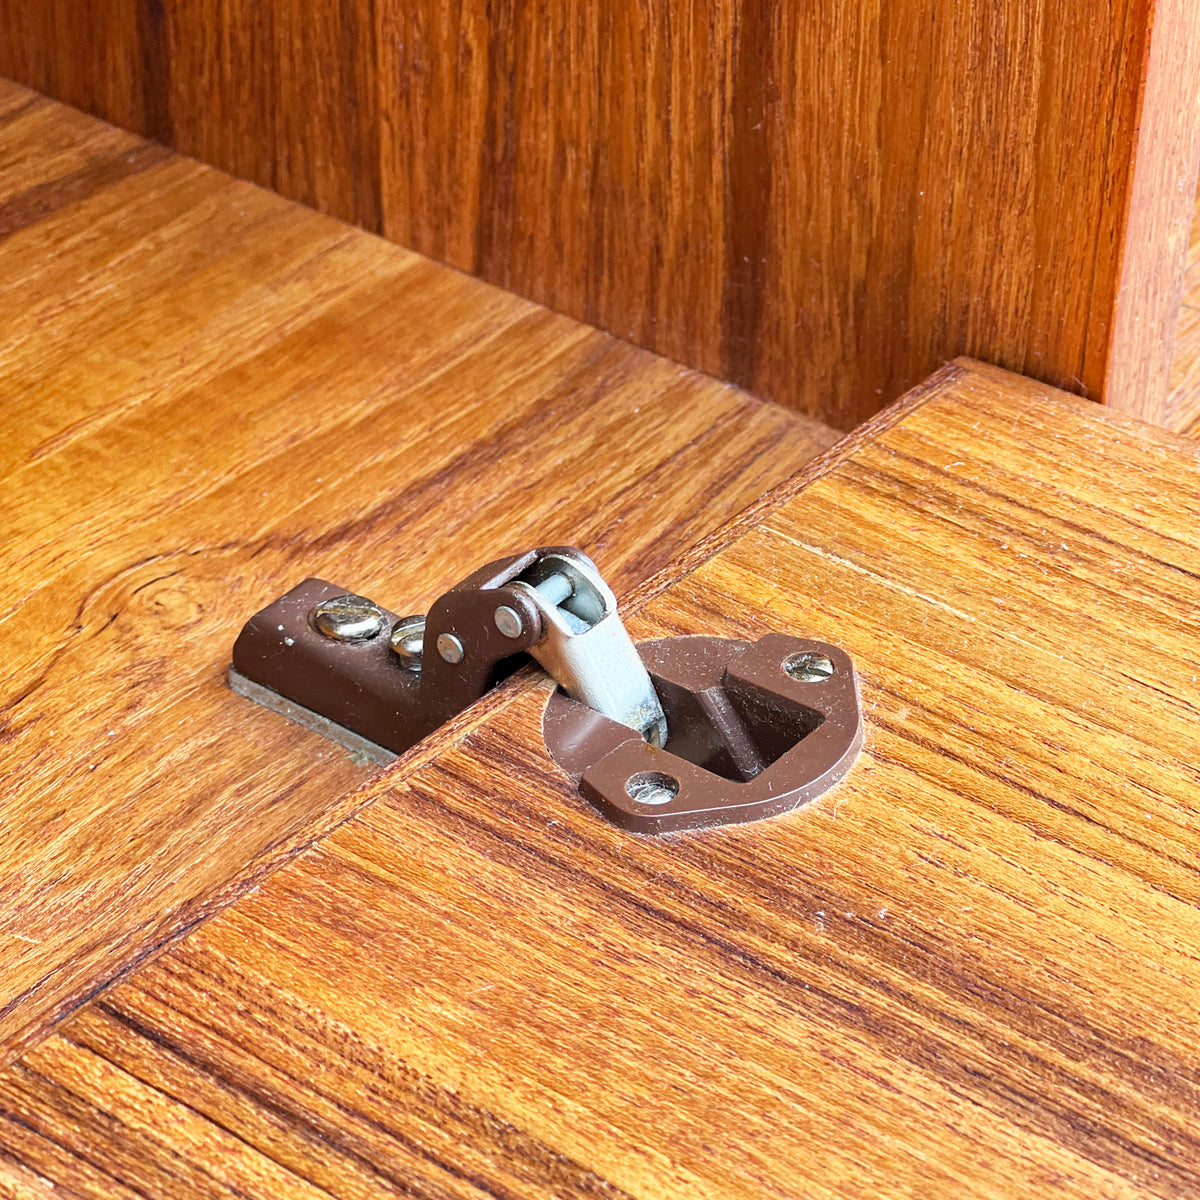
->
[
  {"left": 2, "top": 2, "right": 1197, "bottom": 426},
  {"left": 0, "top": 82, "right": 835, "bottom": 1065},
  {"left": 6, "top": 361, "right": 1200, "bottom": 1195}
]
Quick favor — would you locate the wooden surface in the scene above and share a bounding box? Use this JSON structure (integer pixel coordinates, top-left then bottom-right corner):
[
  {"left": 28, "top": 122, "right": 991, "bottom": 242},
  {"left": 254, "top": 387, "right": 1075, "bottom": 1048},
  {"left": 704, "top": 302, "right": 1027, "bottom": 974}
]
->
[
  {"left": 1106, "top": 0, "right": 1200, "bottom": 424},
  {"left": 0, "top": 80, "right": 836, "bottom": 1068},
  {"left": 2, "top": 4, "right": 1196, "bottom": 427},
  {"left": 5, "top": 359, "right": 1200, "bottom": 1196},
  {"left": 1166, "top": 185, "right": 1200, "bottom": 432}
]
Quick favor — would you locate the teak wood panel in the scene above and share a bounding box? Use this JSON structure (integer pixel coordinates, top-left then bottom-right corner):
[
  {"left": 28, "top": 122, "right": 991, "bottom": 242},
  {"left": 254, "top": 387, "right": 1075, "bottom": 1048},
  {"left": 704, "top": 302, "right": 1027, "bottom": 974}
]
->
[
  {"left": 3, "top": 3, "right": 1199, "bottom": 428},
  {"left": 1107, "top": 0, "right": 1200, "bottom": 424},
  {"left": 5, "top": 360, "right": 1200, "bottom": 1197},
  {"left": 1166, "top": 187, "right": 1200, "bottom": 433},
  {"left": 0, "top": 81, "right": 836, "bottom": 1068}
]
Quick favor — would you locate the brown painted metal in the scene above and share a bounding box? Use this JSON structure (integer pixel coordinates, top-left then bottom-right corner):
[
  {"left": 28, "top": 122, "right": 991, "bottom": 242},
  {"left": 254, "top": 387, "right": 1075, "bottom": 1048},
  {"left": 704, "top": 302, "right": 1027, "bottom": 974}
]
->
[
  {"left": 229, "top": 553, "right": 552, "bottom": 756},
  {"left": 232, "top": 572, "right": 861, "bottom": 835},
  {"left": 543, "top": 634, "right": 863, "bottom": 834}
]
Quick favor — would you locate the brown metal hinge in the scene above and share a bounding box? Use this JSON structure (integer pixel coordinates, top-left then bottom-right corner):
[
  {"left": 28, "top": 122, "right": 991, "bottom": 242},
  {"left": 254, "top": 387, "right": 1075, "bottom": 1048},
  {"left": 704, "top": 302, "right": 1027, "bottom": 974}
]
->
[{"left": 229, "top": 546, "right": 862, "bottom": 832}]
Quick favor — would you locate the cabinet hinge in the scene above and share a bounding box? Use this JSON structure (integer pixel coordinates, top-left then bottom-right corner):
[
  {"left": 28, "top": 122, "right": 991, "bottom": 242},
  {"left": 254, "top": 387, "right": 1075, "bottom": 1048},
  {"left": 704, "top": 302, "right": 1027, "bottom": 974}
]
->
[{"left": 229, "top": 545, "right": 862, "bottom": 833}]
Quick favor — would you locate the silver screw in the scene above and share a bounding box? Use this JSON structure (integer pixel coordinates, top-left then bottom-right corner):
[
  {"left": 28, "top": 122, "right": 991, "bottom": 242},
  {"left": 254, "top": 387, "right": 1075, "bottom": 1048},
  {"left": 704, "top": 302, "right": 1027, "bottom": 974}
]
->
[
  {"left": 311, "top": 594, "right": 386, "bottom": 642},
  {"left": 436, "top": 633, "right": 465, "bottom": 664},
  {"left": 783, "top": 651, "right": 835, "bottom": 682},
  {"left": 389, "top": 615, "right": 426, "bottom": 672},
  {"left": 625, "top": 771, "right": 680, "bottom": 806},
  {"left": 494, "top": 605, "right": 525, "bottom": 639}
]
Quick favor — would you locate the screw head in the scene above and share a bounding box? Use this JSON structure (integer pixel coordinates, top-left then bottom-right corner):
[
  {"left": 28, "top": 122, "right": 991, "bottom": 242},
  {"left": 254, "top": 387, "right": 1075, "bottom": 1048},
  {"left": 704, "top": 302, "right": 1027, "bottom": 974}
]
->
[
  {"left": 436, "top": 633, "right": 465, "bottom": 664},
  {"left": 625, "top": 771, "right": 680, "bottom": 806},
  {"left": 389, "top": 615, "right": 426, "bottom": 672},
  {"left": 783, "top": 651, "right": 835, "bottom": 682},
  {"left": 494, "top": 605, "right": 525, "bottom": 639},
  {"left": 311, "top": 594, "right": 386, "bottom": 642}
]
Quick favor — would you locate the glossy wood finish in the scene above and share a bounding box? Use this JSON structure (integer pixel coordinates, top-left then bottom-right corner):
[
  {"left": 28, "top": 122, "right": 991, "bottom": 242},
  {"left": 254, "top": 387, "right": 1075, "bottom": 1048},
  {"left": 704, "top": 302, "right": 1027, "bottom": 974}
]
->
[
  {"left": 1165, "top": 185, "right": 1200, "bottom": 432},
  {"left": 0, "top": 81, "right": 836, "bottom": 1067},
  {"left": 1107, "top": 0, "right": 1200, "bottom": 423},
  {"left": 2, "top": 2, "right": 1198, "bottom": 427},
  {"left": 6, "top": 360, "right": 1200, "bottom": 1197}
]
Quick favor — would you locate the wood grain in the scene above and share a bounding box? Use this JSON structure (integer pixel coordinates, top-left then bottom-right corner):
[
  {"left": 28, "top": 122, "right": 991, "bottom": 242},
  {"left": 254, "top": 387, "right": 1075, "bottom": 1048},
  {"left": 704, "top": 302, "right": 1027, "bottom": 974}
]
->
[
  {"left": 1, "top": 2, "right": 1195, "bottom": 427},
  {"left": 1106, "top": 0, "right": 1200, "bottom": 423},
  {"left": 1165, "top": 184, "right": 1200, "bottom": 432},
  {"left": 0, "top": 80, "right": 836, "bottom": 1068},
  {"left": 6, "top": 359, "right": 1200, "bottom": 1196}
]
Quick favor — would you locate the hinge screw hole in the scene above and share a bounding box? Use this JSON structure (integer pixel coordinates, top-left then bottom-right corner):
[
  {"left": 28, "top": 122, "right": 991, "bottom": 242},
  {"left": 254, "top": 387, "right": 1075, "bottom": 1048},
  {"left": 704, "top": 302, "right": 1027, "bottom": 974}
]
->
[
  {"left": 783, "top": 652, "right": 834, "bottom": 682},
  {"left": 625, "top": 771, "right": 680, "bottom": 806}
]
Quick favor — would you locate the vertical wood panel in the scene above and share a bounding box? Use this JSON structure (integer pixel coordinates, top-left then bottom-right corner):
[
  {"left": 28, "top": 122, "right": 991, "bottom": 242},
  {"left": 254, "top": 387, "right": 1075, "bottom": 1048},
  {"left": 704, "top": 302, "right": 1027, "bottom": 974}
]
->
[
  {"left": 0, "top": 0, "right": 144, "bottom": 132},
  {"left": 0, "top": 0, "right": 1193, "bottom": 427},
  {"left": 1164, "top": 185, "right": 1200, "bottom": 432},
  {"left": 1105, "top": 0, "right": 1200, "bottom": 421},
  {"left": 165, "top": 0, "right": 277, "bottom": 191}
]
